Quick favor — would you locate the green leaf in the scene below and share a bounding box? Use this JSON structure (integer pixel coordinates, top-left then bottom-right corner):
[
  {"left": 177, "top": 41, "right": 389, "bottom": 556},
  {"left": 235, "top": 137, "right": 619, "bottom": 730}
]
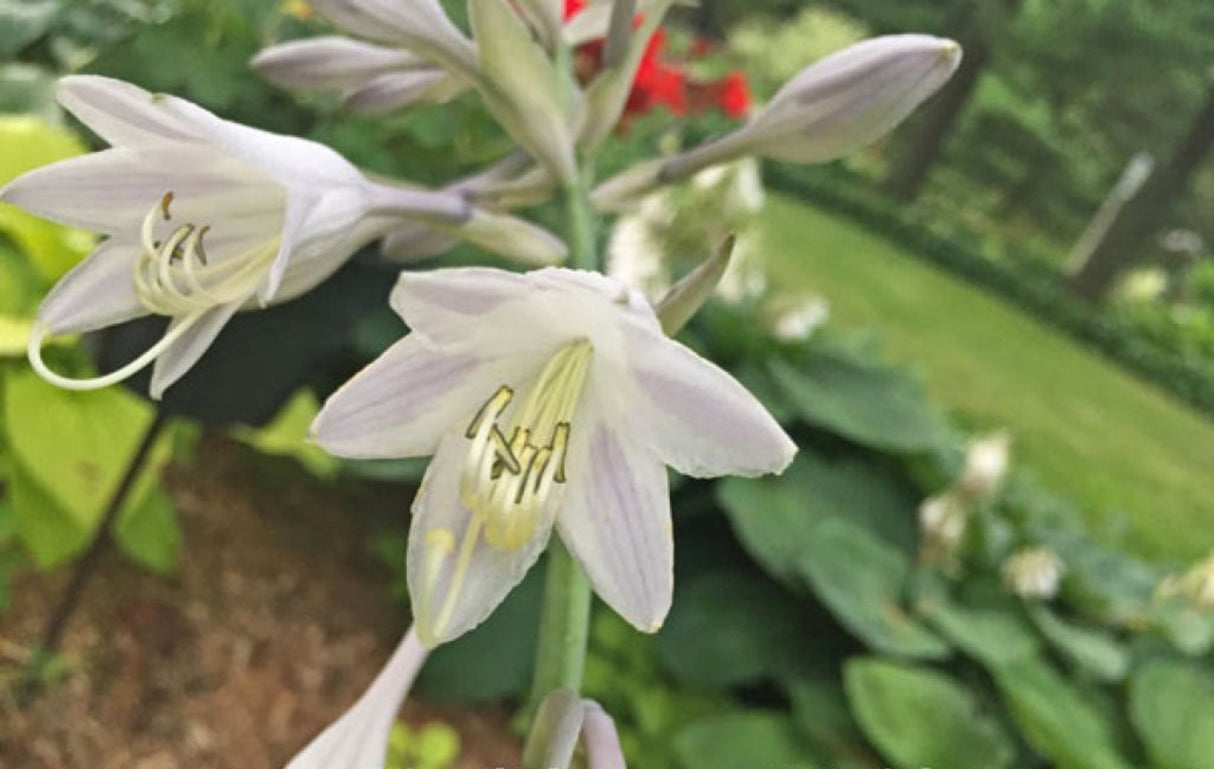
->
[
  {"left": 4, "top": 368, "right": 172, "bottom": 568},
  {"left": 415, "top": 565, "right": 543, "bottom": 702},
  {"left": 0, "top": 0, "right": 59, "bottom": 57},
  {"left": 994, "top": 657, "right": 1135, "bottom": 769},
  {"left": 114, "top": 485, "right": 180, "bottom": 574},
  {"left": 8, "top": 459, "right": 88, "bottom": 568},
  {"left": 656, "top": 571, "right": 806, "bottom": 689},
  {"left": 769, "top": 341, "right": 946, "bottom": 453},
  {"left": 846, "top": 658, "right": 1015, "bottom": 769},
  {"left": 917, "top": 594, "right": 1039, "bottom": 668},
  {"left": 718, "top": 451, "right": 917, "bottom": 588},
  {"left": 1129, "top": 659, "right": 1214, "bottom": 769},
  {"left": 786, "top": 675, "right": 876, "bottom": 768},
  {"left": 1026, "top": 604, "right": 1129, "bottom": 682},
  {"left": 673, "top": 711, "right": 820, "bottom": 769},
  {"left": 0, "top": 315, "right": 32, "bottom": 356},
  {"left": 0, "top": 115, "right": 92, "bottom": 283},
  {"left": 232, "top": 389, "right": 338, "bottom": 479},
  {"left": 799, "top": 519, "right": 949, "bottom": 659}
]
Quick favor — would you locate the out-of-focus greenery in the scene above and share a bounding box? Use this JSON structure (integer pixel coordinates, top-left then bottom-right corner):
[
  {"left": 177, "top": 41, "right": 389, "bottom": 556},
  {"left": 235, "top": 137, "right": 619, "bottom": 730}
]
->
[{"left": 758, "top": 194, "right": 1214, "bottom": 561}]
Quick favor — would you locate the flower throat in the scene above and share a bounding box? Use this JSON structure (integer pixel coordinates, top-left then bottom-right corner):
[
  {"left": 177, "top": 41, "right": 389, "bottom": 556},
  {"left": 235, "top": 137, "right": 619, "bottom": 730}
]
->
[{"left": 460, "top": 339, "right": 594, "bottom": 550}]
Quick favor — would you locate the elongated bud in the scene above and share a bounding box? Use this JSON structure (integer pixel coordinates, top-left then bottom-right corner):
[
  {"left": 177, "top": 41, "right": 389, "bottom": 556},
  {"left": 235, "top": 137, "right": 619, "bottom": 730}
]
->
[
  {"left": 594, "top": 35, "right": 960, "bottom": 209},
  {"left": 343, "top": 69, "right": 464, "bottom": 114},
  {"left": 470, "top": 0, "right": 578, "bottom": 183},
  {"left": 310, "top": 0, "right": 478, "bottom": 78},
  {"left": 515, "top": 0, "right": 565, "bottom": 50},
  {"left": 602, "top": 0, "right": 638, "bottom": 68},
  {"left": 656, "top": 235, "right": 735, "bottom": 335},
  {"left": 421, "top": 208, "right": 569, "bottom": 266},
  {"left": 523, "top": 689, "right": 585, "bottom": 769},
  {"left": 251, "top": 37, "right": 426, "bottom": 91},
  {"left": 1158, "top": 552, "right": 1214, "bottom": 610},
  {"left": 581, "top": 701, "right": 628, "bottom": 769}
]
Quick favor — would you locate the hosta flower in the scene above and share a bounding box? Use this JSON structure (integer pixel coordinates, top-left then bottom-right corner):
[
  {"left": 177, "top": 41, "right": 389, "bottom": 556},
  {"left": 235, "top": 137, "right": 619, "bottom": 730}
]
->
[
  {"left": 594, "top": 34, "right": 962, "bottom": 210},
  {"left": 957, "top": 430, "right": 1011, "bottom": 501},
  {"left": 1002, "top": 546, "right": 1065, "bottom": 600},
  {"left": 1, "top": 76, "right": 557, "bottom": 398},
  {"left": 313, "top": 267, "right": 795, "bottom": 645},
  {"left": 284, "top": 627, "right": 427, "bottom": 769}
]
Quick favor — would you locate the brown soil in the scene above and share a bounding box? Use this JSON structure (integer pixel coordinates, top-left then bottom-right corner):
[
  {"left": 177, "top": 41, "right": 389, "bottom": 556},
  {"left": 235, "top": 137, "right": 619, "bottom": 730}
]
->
[{"left": 0, "top": 435, "right": 522, "bottom": 769}]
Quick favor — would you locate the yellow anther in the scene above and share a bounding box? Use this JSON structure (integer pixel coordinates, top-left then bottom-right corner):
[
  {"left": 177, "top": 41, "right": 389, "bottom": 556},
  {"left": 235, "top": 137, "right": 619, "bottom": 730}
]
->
[{"left": 458, "top": 340, "right": 593, "bottom": 552}]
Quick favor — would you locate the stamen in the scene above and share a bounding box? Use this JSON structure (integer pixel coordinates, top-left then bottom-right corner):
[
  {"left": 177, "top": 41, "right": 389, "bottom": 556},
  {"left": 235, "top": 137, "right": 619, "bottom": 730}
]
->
[
  {"left": 27, "top": 193, "right": 282, "bottom": 393},
  {"left": 458, "top": 340, "right": 594, "bottom": 552}
]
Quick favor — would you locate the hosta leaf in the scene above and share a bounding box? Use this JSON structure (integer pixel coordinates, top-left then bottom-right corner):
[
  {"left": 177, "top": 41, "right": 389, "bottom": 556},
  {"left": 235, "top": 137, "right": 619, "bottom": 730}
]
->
[
  {"left": 769, "top": 342, "right": 946, "bottom": 453},
  {"left": 799, "top": 519, "right": 949, "bottom": 659},
  {"left": 1129, "top": 659, "right": 1214, "bottom": 769},
  {"left": 846, "top": 658, "right": 1015, "bottom": 769},
  {"left": 994, "top": 657, "right": 1134, "bottom": 769}
]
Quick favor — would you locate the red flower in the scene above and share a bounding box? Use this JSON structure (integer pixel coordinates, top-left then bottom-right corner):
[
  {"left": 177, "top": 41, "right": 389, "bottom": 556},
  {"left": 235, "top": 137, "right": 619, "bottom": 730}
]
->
[{"left": 717, "top": 71, "right": 751, "bottom": 118}]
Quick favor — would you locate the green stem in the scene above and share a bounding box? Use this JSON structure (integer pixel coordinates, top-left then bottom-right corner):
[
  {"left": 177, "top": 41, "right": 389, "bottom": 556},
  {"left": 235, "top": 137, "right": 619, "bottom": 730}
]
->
[
  {"left": 529, "top": 539, "right": 592, "bottom": 706},
  {"left": 563, "top": 176, "right": 598, "bottom": 272}
]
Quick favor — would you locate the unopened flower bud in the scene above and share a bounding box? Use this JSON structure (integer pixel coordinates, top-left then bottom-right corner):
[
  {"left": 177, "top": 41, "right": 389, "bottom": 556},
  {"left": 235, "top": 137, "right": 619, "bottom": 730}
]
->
[
  {"left": 1158, "top": 552, "right": 1214, "bottom": 611},
  {"left": 919, "top": 492, "right": 968, "bottom": 554},
  {"left": 470, "top": 0, "right": 577, "bottom": 183},
  {"left": 594, "top": 35, "right": 961, "bottom": 209},
  {"left": 767, "top": 296, "right": 830, "bottom": 341},
  {"left": 1003, "top": 546, "right": 1065, "bottom": 600},
  {"left": 958, "top": 431, "right": 1011, "bottom": 501}
]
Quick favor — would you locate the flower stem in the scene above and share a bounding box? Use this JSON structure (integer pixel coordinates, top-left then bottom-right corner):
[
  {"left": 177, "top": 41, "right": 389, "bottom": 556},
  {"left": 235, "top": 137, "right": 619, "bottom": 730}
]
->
[
  {"left": 529, "top": 539, "right": 592, "bottom": 707},
  {"left": 563, "top": 175, "right": 598, "bottom": 271},
  {"left": 16, "top": 409, "right": 169, "bottom": 702}
]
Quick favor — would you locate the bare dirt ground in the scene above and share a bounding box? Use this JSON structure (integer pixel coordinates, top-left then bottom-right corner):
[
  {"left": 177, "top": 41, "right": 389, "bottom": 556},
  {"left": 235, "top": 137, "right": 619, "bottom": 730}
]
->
[{"left": 0, "top": 435, "right": 522, "bottom": 769}]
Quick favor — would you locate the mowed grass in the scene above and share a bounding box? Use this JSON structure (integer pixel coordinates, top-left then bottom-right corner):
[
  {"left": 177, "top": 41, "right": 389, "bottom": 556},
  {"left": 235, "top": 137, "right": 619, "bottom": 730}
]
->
[{"left": 760, "top": 194, "right": 1214, "bottom": 562}]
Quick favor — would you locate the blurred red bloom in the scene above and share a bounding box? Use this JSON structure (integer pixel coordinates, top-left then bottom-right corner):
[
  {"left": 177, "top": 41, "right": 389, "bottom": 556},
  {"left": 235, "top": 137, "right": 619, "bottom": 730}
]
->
[{"left": 562, "top": 1, "right": 748, "bottom": 123}]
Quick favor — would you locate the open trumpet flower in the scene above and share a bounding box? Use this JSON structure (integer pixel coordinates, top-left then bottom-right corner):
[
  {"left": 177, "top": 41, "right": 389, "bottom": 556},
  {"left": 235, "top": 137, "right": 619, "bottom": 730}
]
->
[
  {"left": 1, "top": 76, "right": 477, "bottom": 398},
  {"left": 312, "top": 267, "right": 796, "bottom": 646}
]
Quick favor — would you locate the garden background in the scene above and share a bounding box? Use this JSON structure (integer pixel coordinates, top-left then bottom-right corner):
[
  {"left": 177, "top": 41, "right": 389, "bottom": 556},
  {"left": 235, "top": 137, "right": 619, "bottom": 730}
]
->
[{"left": 1, "top": 1, "right": 1213, "bottom": 768}]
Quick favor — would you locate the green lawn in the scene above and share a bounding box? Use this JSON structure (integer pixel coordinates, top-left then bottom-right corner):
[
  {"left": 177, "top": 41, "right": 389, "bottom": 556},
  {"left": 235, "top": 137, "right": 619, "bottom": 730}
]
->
[{"left": 760, "top": 194, "right": 1214, "bottom": 562}]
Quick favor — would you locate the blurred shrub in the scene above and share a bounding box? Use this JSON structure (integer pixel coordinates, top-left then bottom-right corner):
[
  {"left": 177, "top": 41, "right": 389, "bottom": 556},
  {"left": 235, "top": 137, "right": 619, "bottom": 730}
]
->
[{"left": 765, "top": 161, "right": 1214, "bottom": 417}]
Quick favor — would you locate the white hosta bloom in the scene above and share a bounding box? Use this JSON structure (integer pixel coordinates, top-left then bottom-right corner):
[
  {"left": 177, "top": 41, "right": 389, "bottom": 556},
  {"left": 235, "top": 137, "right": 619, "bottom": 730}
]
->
[
  {"left": 313, "top": 267, "right": 796, "bottom": 646},
  {"left": 1002, "top": 546, "right": 1065, "bottom": 600},
  {"left": 958, "top": 430, "right": 1011, "bottom": 501},
  {"left": 594, "top": 35, "right": 961, "bottom": 210},
  {"left": 2, "top": 76, "right": 475, "bottom": 398},
  {"left": 768, "top": 296, "right": 830, "bottom": 341},
  {"left": 1159, "top": 552, "right": 1214, "bottom": 611},
  {"left": 919, "top": 492, "right": 967, "bottom": 552},
  {"left": 310, "top": 0, "right": 478, "bottom": 77},
  {"left": 252, "top": 36, "right": 463, "bottom": 115},
  {"left": 283, "top": 627, "right": 427, "bottom": 769}
]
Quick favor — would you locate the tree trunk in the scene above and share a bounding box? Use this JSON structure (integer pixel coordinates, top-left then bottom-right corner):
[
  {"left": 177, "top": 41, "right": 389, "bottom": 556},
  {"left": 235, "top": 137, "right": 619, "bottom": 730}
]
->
[
  {"left": 1068, "top": 83, "right": 1214, "bottom": 301},
  {"left": 881, "top": 0, "right": 1022, "bottom": 200}
]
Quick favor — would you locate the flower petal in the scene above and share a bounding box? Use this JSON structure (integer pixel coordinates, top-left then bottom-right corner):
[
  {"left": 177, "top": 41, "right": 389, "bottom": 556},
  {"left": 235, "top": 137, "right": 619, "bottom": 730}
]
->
[
  {"left": 623, "top": 323, "right": 796, "bottom": 478},
  {"left": 37, "top": 238, "right": 146, "bottom": 334},
  {"left": 407, "top": 431, "right": 553, "bottom": 646},
  {"left": 581, "top": 701, "right": 628, "bottom": 769},
  {"left": 558, "top": 419, "right": 672, "bottom": 633},
  {"left": 251, "top": 36, "right": 425, "bottom": 91},
  {"left": 312, "top": 333, "right": 504, "bottom": 459},
  {"left": 56, "top": 75, "right": 204, "bottom": 147},
  {"left": 341, "top": 69, "right": 464, "bottom": 115},
  {"left": 388, "top": 267, "right": 532, "bottom": 344},
  {"left": 149, "top": 300, "right": 242, "bottom": 399},
  {"left": 310, "top": 0, "right": 477, "bottom": 75},
  {"left": 284, "top": 627, "right": 427, "bottom": 769},
  {"left": 0, "top": 147, "right": 275, "bottom": 236}
]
